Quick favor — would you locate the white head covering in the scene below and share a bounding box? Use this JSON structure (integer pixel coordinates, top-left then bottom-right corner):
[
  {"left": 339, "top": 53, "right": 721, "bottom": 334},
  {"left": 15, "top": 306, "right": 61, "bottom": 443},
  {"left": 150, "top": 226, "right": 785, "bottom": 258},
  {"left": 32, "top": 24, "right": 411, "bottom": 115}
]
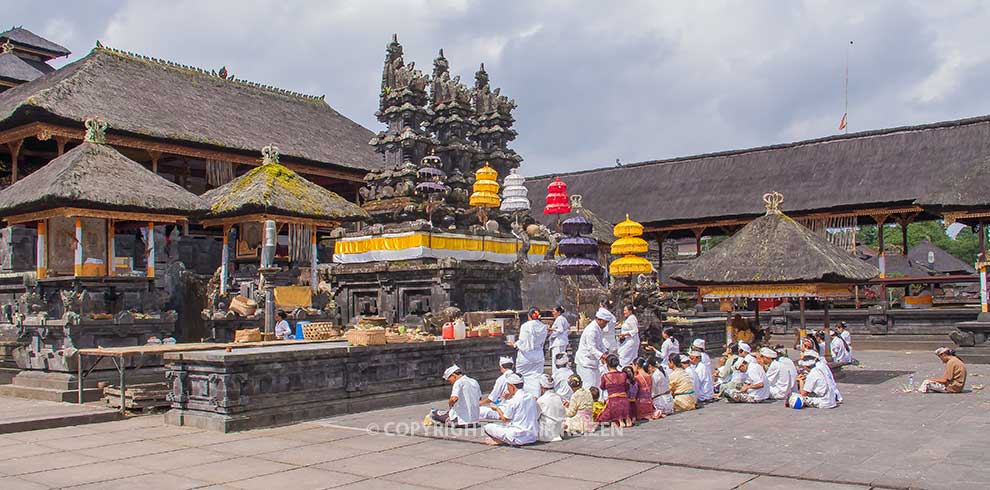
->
[
  {"left": 935, "top": 347, "right": 951, "bottom": 356},
  {"left": 799, "top": 358, "right": 817, "bottom": 368},
  {"left": 539, "top": 374, "right": 554, "bottom": 389},
  {"left": 498, "top": 356, "right": 514, "bottom": 366},
  {"left": 443, "top": 364, "right": 461, "bottom": 379},
  {"left": 689, "top": 350, "right": 703, "bottom": 358},
  {"left": 801, "top": 349, "right": 820, "bottom": 360},
  {"left": 504, "top": 372, "right": 524, "bottom": 385},
  {"left": 692, "top": 339, "right": 706, "bottom": 350},
  {"left": 596, "top": 309, "right": 615, "bottom": 322},
  {"left": 737, "top": 341, "right": 751, "bottom": 353},
  {"left": 554, "top": 353, "right": 570, "bottom": 367},
  {"left": 759, "top": 347, "right": 778, "bottom": 359},
  {"left": 732, "top": 357, "right": 748, "bottom": 369}
]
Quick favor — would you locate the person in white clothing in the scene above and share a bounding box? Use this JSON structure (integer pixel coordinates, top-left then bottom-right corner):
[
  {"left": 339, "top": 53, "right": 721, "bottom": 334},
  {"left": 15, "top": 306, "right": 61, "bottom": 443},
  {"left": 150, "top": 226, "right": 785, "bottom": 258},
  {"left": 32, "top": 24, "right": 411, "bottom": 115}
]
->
[
  {"left": 552, "top": 353, "right": 575, "bottom": 401},
  {"left": 648, "top": 357, "right": 673, "bottom": 416},
  {"left": 598, "top": 299, "right": 618, "bottom": 355},
  {"left": 510, "top": 307, "right": 548, "bottom": 396},
  {"left": 804, "top": 348, "right": 843, "bottom": 404},
  {"left": 689, "top": 350, "right": 715, "bottom": 402},
  {"left": 536, "top": 374, "right": 566, "bottom": 442},
  {"left": 483, "top": 372, "right": 541, "bottom": 446},
  {"left": 479, "top": 356, "right": 515, "bottom": 420},
  {"left": 725, "top": 356, "right": 770, "bottom": 403},
  {"left": 548, "top": 306, "right": 571, "bottom": 376},
  {"left": 758, "top": 347, "right": 794, "bottom": 400},
  {"left": 831, "top": 332, "right": 851, "bottom": 365},
  {"left": 274, "top": 310, "right": 294, "bottom": 340},
  {"left": 691, "top": 339, "right": 712, "bottom": 372},
  {"left": 650, "top": 327, "right": 679, "bottom": 374},
  {"left": 738, "top": 341, "right": 756, "bottom": 365},
  {"left": 429, "top": 364, "right": 482, "bottom": 426},
  {"left": 837, "top": 322, "right": 853, "bottom": 362},
  {"left": 796, "top": 355, "right": 837, "bottom": 408},
  {"left": 576, "top": 310, "right": 610, "bottom": 391},
  {"left": 617, "top": 305, "right": 641, "bottom": 368}
]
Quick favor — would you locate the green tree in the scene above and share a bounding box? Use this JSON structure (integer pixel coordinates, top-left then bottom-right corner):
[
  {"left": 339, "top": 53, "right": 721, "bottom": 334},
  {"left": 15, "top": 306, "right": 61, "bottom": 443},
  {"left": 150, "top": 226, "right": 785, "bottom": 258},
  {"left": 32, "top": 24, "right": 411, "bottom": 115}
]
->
[{"left": 855, "top": 221, "right": 983, "bottom": 264}]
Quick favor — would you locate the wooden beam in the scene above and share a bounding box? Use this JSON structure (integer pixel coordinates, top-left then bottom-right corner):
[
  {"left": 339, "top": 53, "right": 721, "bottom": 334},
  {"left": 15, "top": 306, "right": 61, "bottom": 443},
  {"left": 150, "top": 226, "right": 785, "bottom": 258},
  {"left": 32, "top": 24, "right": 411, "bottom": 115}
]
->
[
  {"left": 6, "top": 139, "right": 22, "bottom": 183},
  {"left": 4, "top": 207, "right": 187, "bottom": 225},
  {"left": 199, "top": 213, "right": 340, "bottom": 229},
  {"left": 645, "top": 205, "right": 924, "bottom": 234},
  {"left": 0, "top": 122, "right": 366, "bottom": 182}
]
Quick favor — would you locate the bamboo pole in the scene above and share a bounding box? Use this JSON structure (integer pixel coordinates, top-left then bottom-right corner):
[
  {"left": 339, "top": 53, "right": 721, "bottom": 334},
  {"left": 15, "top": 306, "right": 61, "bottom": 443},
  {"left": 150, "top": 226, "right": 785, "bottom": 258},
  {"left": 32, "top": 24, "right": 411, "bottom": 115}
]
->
[
  {"left": 220, "top": 225, "right": 230, "bottom": 295},
  {"left": 310, "top": 227, "right": 318, "bottom": 292},
  {"left": 73, "top": 218, "right": 83, "bottom": 277},
  {"left": 36, "top": 220, "right": 46, "bottom": 279},
  {"left": 146, "top": 222, "right": 155, "bottom": 278}
]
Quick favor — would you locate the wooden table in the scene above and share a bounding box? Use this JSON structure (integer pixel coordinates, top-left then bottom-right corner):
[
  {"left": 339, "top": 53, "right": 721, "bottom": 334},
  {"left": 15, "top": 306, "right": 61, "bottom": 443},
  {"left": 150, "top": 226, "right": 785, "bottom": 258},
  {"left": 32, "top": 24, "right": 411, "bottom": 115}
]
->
[{"left": 76, "top": 339, "right": 339, "bottom": 411}]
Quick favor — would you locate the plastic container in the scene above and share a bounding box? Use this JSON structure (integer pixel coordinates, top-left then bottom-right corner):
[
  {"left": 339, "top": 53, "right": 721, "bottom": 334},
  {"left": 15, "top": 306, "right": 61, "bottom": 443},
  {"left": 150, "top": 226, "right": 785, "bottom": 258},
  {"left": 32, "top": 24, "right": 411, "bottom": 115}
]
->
[
  {"left": 453, "top": 319, "right": 467, "bottom": 340},
  {"left": 442, "top": 322, "right": 455, "bottom": 340},
  {"left": 295, "top": 320, "right": 311, "bottom": 340}
]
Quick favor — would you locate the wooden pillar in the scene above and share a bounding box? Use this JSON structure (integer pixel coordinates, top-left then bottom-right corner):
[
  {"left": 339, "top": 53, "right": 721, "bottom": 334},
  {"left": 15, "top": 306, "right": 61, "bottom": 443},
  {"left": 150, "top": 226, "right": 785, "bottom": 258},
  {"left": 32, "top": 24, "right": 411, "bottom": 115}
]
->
[
  {"left": 54, "top": 136, "right": 68, "bottom": 156},
  {"left": 823, "top": 300, "right": 834, "bottom": 362},
  {"left": 146, "top": 222, "right": 155, "bottom": 278},
  {"left": 799, "top": 297, "right": 807, "bottom": 339},
  {"left": 899, "top": 219, "right": 909, "bottom": 256},
  {"left": 655, "top": 232, "right": 666, "bottom": 285},
  {"left": 693, "top": 227, "right": 705, "bottom": 257},
  {"left": 752, "top": 298, "right": 760, "bottom": 329},
  {"left": 73, "top": 217, "right": 83, "bottom": 277},
  {"left": 980, "top": 222, "right": 988, "bottom": 314},
  {"left": 106, "top": 219, "right": 115, "bottom": 277},
  {"left": 874, "top": 215, "right": 889, "bottom": 307},
  {"left": 220, "top": 224, "right": 230, "bottom": 295},
  {"left": 36, "top": 220, "right": 47, "bottom": 279},
  {"left": 7, "top": 139, "right": 23, "bottom": 183},
  {"left": 310, "top": 227, "right": 318, "bottom": 292},
  {"left": 148, "top": 150, "right": 161, "bottom": 174}
]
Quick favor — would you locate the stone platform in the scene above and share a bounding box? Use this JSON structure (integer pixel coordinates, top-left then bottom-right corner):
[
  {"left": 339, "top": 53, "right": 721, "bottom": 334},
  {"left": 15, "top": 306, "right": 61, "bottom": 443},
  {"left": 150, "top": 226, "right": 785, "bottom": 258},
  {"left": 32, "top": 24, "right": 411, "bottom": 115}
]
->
[
  {"left": 0, "top": 396, "right": 120, "bottom": 433},
  {"left": 164, "top": 337, "right": 513, "bottom": 432}
]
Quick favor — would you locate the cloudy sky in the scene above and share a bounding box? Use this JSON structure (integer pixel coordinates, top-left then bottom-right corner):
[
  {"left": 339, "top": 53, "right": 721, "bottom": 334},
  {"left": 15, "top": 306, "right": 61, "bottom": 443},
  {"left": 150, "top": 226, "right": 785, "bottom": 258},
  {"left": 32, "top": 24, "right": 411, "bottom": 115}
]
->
[{"left": 8, "top": 1, "right": 990, "bottom": 176}]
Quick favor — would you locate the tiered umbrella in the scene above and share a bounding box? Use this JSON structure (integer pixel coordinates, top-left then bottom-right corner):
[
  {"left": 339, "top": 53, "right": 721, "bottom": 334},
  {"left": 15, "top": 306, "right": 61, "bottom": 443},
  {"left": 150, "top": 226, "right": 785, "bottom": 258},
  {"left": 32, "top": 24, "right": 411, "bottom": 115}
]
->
[
  {"left": 544, "top": 177, "right": 571, "bottom": 215},
  {"left": 469, "top": 163, "right": 501, "bottom": 208},
  {"left": 416, "top": 152, "right": 447, "bottom": 223},
  {"left": 556, "top": 214, "right": 603, "bottom": 275},
  {"left": 609, "top": 214, "right": 653, "bottom": 276},
  {"left": 499, "top": 168, "right": 530, "bottom": 213}
]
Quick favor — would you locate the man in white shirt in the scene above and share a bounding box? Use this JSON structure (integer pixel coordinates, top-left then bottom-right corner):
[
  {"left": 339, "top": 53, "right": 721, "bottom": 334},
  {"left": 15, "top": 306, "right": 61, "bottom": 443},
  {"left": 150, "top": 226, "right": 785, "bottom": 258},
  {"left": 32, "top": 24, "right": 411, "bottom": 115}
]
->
[
  {"left": 548, "top": 306, "right": 571, "bottom": 376},
  {"left": 576, "top": 310, "right": 609, "bottom": 390},
  {"left": 483, "top": 372, "right": 541, "bottom": 446},
  {"left": 552, "top": 353, "right": 574, "bottom": 401},
  {"left": 725, "top": 356, "right": 770, "bottom": 403},
  {"left": 511, "top": 307, "right": 549, "bottom": 396},
  {"left": 536, "top": 374, "right": 566, "bottom": 442},
  {"left": 689, "top": 350, "right": 715, "bottom": 402},
  {"left": 738, "top": 341, "right": 756, "bottom": 365},
  {"left": 480, "top": 356, "right": 514, "bottom": 420},
  {"left": 429, "top": 364, "right": 482, "bottom": 426},
  {"left": 691, "top": 339, "right": 712, "bottom": 372},
  {"left": 797, "top": 354, "right": 837, "bottom": 409},
  {"left": 758, "top": 347, "right": 794, "bottom": 400}
]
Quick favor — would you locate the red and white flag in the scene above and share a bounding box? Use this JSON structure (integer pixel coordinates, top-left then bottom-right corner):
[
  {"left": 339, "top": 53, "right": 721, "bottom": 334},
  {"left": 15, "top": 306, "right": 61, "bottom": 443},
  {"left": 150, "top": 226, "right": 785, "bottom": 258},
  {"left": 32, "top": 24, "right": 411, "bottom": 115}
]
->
[{"left": 838, "top": 113, "right": 847, "bottom": 131}]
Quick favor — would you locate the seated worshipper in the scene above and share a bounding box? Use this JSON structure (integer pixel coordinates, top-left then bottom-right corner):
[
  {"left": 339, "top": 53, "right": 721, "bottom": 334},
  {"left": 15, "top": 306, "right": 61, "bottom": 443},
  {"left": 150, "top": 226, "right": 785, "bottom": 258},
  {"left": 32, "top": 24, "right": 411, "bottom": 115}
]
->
[
  {"left": 617, "top": 305, "right": 641, "bottom": 368},
  {"left": 730, "top": 313, "right": 755, "bottom": 344},
  {"left": 623, "top": 366, "right": 638, "bottom": 425},
  {"left": 684, "top": 355, "right": 702, "bottom": 402},
  {"left": 590, "top": 387, "right": 605, "bottom": 421},
  {"left": 537, "top": 374, "right": 566, "bottom": 442},
  {"left": 724, "top": 356, "right": 770, "bottom": 403},
  {"left": 738, "top": 341, "right": 756, "bottom": 364},
  {"left": 830, "top": 329, "right": 851, "bottom": 365},
  {"left": 511, "top": 307, "right": 549, "bottom": 396},
  {"left": 480, "top": 356, "right": 515, "bottom": 420},
  {"left": 274, "top": 310, "right": 294, "bottom": 340},
  {"left": 632, "top": 358, "right": 656, "bottom": 420},
  {"left": 837, "top": 322, "right": 854, "bottom": 362},
  {"left": 689, "top": 350, "right": 715, "bottom": 402},
  {"left": 483, "top": 372, "right": 540, "bottom": 446},
  {"left": 692, "top": 338, "right": 712, "bottom": 373},
  {"left": 553, "top": 353, "right": 575, "bottom": 400},
  {"left": 795, "top": 351, "right": 837, "bottom": 408},
  {"left": 429, "top": 364, "right": 482, "bottom": 426},
  {"left": 564, "top": 375, "right": 594, "bottom": 434},
  {"left": 598, "top": 355, "right": 632, "bottom": 428},
  {"left": 548, "top": 306, "right": 571, "bottom": 376},
  {"left": 759, "top": 347, "right": 795, "bottom": 400},
  {"left": 714, "top": 344, "right": 740, "bottom": 395},
  {"left": 576, "top": 309, "right": 610, "bottom": 391},
  {"left": 668, "top": 354, "right": 697, "bottom": 412},
  {"left": 648, "top": 356, "right": 673, "bottom": 416},
  {"left": 919, "top": 347, "right": 967, "bottom": 393}
]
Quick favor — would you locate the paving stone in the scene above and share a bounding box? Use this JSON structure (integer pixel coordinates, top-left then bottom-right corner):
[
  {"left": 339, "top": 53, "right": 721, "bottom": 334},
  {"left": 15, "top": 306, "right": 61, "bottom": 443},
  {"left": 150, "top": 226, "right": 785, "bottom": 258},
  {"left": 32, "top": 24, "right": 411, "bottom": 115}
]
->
[
  {"left": 271, "top": 426, "right": 367, "bottom": 443},
  {"left": 157, "top": 429, "right": 263, "bottom": 447},
  {"left": 76, "top": 439, "right": 185, "bottom": 460},
  {"left": 738, "top": 476, "right": 869, "bottom": 489},
  {"left": 333, "top": 479, "right": 433, "bottom": 490},
  {"left": 379, "top": 438, "right": 490, "bottom": 461},
  {"left": 119, "top": 447, "right": 233, "bottom": 468},
  {"left": 34, "top": 429, "right": 147, "bottom": 451},
  {"left": 259, "top": 441, "right": 371, "bottom": 466},
  {"left": 208, "top": 435, "right": 313, "bottom": 456},
  {"left": 19, "top": 460, "right": 152, "bottom": 487},
  {"left": 527, "top": 454, "right": 655, "bottom": 483},
  {"left": 382, "top": 461, "right": 511, "bottom": 489},
  {"left": 0, "top": 451, "right": 104, "bottom": 475},
  {"left": 335, "top": 433, "right": 424, "bottom": 452},
  {"left": 68, "top": 472, "right": 207, "bottom": 490},
  {"left": 0, "top": 476, "right": 48, "bottom": 490},
  {"left": 318, "top": 452, "right": 435, "bottom": 477},
  {"left": 452, "top": 446, "right": 569, "bottom": 471},
  {"left": 169, "top": 456, "right": 294, "bottom": 484},
  {"left": 228, "top": 467, "right": 365, "bottom": 490},
  {"left": 466, "top": 471, "right": 601, "bottom": 490},
  {"left": 619, "top": 465, "right": 756, "bottom": 489},
  {"left": 0, "top": 443, "right": 57, "bottom": 461}
]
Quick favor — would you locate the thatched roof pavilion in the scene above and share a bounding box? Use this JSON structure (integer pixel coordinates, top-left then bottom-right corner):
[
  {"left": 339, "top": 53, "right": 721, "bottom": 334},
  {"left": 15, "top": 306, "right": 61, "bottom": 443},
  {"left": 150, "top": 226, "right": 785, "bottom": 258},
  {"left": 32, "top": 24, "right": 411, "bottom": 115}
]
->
[
  {"left": 200, "top": 145, "right": 369, "bottom": 227},
  {"left": 673, "top": 192, "right": 878, "bottom": 299},
  {"left": 0, "top": 118, "right": 207, "bottom": 278}
]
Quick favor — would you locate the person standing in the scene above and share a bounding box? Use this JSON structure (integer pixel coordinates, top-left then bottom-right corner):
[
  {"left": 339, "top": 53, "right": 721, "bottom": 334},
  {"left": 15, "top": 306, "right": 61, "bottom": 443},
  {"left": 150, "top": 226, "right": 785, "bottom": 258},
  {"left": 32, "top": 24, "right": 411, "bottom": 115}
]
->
[
  {"left": 429, "top": 364, "right": 482, "bottom": 426},
  {"left": 576, "top": 310, "right": 610, "bottom": 391},
  {"left": 598, "top": 299, "right": 618, "bottom": 358},
  {"left": 274, "top": 310, "right": 293, "bottom": 340},
  {"left": 548, "top": 306, "right": 571, "bottom": 376},
  {"left": 617, "top": 305, "right": 640, "bottom": 368},
  {"left": 511, "top": 307, "right": 548, "bottom": 396},
  {"left": 483, "top": 373, "right": 540, "bottom": 446},
  {"left": 658, "top": 327, "right": 679, "bottom": 374},
  {"left": 919, "top": 347, "right": 967, "bottom": 393}
]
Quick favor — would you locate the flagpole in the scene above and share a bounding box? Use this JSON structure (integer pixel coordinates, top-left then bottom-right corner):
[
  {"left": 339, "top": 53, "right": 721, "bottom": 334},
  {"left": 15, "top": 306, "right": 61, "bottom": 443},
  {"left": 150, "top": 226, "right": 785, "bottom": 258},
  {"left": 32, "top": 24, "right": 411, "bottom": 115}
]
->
[{"left": 844, "top": 40, "right": 852, "bottom": 134}]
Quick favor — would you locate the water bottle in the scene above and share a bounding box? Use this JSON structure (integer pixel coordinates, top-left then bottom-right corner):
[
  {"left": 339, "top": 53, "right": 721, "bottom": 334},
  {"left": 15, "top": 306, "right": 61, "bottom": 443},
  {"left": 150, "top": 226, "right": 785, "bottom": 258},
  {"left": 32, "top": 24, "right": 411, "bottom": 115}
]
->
[{"left": 908, "top": 374, "right": 915, "bottom": 391}]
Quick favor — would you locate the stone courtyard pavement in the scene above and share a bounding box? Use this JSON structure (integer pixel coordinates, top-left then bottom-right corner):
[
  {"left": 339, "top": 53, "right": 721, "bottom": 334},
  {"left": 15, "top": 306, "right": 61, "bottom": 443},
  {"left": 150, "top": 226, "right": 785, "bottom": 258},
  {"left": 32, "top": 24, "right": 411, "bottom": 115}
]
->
[{"left": 0, "top": 350, "right": 987, "bottom": 490}]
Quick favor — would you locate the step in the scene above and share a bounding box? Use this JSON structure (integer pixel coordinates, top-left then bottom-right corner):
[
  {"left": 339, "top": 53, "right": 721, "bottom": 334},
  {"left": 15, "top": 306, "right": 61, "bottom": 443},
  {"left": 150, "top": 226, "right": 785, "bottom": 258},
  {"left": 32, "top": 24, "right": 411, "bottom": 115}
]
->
[
  {"left": 769, "top": 334, "right": 950, "bottom": 352},
  {"left": 0, "top": 405, "right": 122, "bottom": 434},
  {"left": 0, "top": 383, "right": 103, "bottom": 403}
]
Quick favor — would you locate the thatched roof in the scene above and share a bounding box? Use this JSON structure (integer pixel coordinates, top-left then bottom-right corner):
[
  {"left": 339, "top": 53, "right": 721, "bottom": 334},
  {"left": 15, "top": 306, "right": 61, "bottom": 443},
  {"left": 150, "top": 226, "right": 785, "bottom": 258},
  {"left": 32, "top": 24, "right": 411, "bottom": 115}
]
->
[
  {"left": 0, "top": 52, "right": 45, "bottom": 84},
  {"left": 201, "top": 147, "right": 369, "bottom": 223},
  {"left": 0, "top": 140, "right": 208, "bottom": 217},
  {"left": 916, "top": 155, "right": 990, "bottom": 210},
  {"left": 0, "top": 45, "right": 382, "bottom": 172},
  {"left": 672, "top": 196, "right": 878, "bottom": 285},
  {"left": 526, "top": 115, "right": 990, "bottom": 230},
  {"left": 0, "top": 27, "right": 70, "bottom": 58}
]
